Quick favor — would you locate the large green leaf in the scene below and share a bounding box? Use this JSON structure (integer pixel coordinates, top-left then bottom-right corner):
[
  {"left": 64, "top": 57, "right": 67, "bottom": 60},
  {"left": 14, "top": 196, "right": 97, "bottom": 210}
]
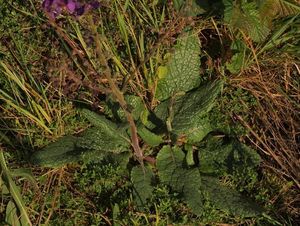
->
[
  {"left": 75, "top": 109, "right": 130, "bottom": 153},
  {"left": 155, "top": 31, "right": 201, "bottom": 101},
  {"left": 201, "top": 176, "right": 263, "bottom": 217},
  {"left": 157, "top": 146, "right": 185, "bottom": 188},
  {"left": 30, "top": 135, "right": 81, "bottom": 168},
  {"left": 131, "top": 165, "right": 155, "bottom": 210},
  {"left": 198, "top": 135, "right": 261, "bottom": 176},
  {"left": 157, "top": 146, "right": 203, "bottom": 215},
  {"left": 76, "top": 126, "right": 129, "bottom": 153},
  {"left": 31, "top": 110, "right": 131, "bottom": 167},
  {"left": 155, "top": 81, "right": 222, "bottom": 142}
]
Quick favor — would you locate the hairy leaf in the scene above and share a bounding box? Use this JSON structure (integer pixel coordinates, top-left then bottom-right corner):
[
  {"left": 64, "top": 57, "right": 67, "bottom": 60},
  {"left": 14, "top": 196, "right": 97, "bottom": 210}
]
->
[
  {"left": 155, "top": 81, "right": 222, "bottom": 142},
  {"left": 117, "top": 95, "right": 147, "bottom": 121},
  {"left": 131, "top": 165, "right": 155, "bottom": 209},
  {"left": 76, "top": 126, "right": 129, "bottom": 153},
  {"left": 81, "top": 108, "right": 125, "bottom": 133},
  {"left": 31, "top": 110, "right": 131, "bottom": 167},
  {"left": 157, "top": 146, "right": 203, "bottom": 215},
  {"left": 198, "top": 135, "right": 261, "bottom": 176},
  {"left": 157, "top": 146, "right": 185, "bottom": 187},
  {"left": 30, "top": 135, "right": 80, "bottom": 167},
  {"left": 155, "top": 31, "right": 201, "bottom": 101},
  {"left": 201, "top": 176, "right": 263, "bottom": 217}
]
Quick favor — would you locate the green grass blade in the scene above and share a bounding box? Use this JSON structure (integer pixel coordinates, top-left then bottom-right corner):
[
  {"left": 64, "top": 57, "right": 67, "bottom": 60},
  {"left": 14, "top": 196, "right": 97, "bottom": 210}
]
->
[
  {"left": 258, "top": 14, "right": 299, "bottom": 54},
  {"left": 0, "top": 151, "right": 32, "bottom": 226}
]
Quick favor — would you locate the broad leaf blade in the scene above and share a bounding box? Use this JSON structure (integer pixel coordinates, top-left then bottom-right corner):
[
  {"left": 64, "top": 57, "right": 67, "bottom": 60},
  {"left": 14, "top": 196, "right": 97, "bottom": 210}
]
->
[
  {"left": 201, "top": 176, "right": 263, "bottom": 217},
  {"left": 103, "top": 95, "right": 147, "bottom": 122},
  {"left": 155, "top": 80, "right": 222, "bottom": 142},
  {"left": 30, "top": 135, "right": 80, "bottom": 167},
  {"left": 131, "top": 165, "right": 155, "bottom": 209},
  {"left": 155, "top": 31, "right": 201, "bottom": 101},
  {"left": 31, "top": 113, "right": 130, "bottom": 167},
  {"left": 198, "top": 136, "right": 261, "bottom": 176},
  {"left": 76, "top": 126, "right": 129, "bottom": 153},
  {"left": 156, "top": 146, "right": 185, "bottom": 189},
  {"left": 80, "top": 109, "right": 125, "bottom": 134},
  {"left": 157, "top": 146, "right": 203, "bottom": 215}
]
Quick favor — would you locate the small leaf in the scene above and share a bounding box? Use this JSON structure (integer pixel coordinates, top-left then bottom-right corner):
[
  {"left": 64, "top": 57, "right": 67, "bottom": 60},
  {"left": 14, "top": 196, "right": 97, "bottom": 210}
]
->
[
  {"left": 1, "top": 184, "right": 10, "bottom": 195},
  {"left": 137, "top": 124, "right": 163, "bottom": 147},
  {"left": 131, "top": 165, "right": 155, "bottom": 209},
  {"left": 185, "top": 144, "right": 195, "bottom": 166},
  {"left": 225, "top": 40, "right": 249, "bottom": 74},
  {"left": 112, "top": 203, "right": 121, "bottom": 225}
]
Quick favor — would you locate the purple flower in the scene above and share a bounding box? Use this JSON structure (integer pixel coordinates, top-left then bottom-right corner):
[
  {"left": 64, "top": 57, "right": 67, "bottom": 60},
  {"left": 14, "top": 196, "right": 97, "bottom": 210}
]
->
[
  {"left": 42, "top": 0, "right": 100, "bottom": 19},
  {"left": 66, "top": 1, "right": 76, "bottom": 13}
]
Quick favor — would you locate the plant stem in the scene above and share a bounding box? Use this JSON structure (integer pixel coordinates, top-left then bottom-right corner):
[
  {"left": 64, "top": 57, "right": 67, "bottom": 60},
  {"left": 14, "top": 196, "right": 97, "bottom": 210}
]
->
[{"left": 88, "top": 17, "right": 144, "bottom": 166}]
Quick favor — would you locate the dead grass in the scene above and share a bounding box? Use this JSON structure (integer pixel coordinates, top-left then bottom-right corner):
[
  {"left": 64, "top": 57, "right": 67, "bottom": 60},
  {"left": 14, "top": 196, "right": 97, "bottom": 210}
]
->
[{"left": 230, "top": 55, "right": 300, "bottom": 217}]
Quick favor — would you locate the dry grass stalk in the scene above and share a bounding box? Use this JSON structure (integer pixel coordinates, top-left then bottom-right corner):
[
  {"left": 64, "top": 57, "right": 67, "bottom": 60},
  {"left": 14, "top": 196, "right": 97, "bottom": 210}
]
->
[{"left": 230, "top": 57, "right": 300, "bottom": 189}]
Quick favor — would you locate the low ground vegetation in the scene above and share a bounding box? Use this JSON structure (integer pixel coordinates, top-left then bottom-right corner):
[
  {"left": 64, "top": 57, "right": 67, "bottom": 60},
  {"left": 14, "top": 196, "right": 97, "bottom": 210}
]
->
[{"left": 0, "top": 0, "right": 299, "bottom": 225}]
